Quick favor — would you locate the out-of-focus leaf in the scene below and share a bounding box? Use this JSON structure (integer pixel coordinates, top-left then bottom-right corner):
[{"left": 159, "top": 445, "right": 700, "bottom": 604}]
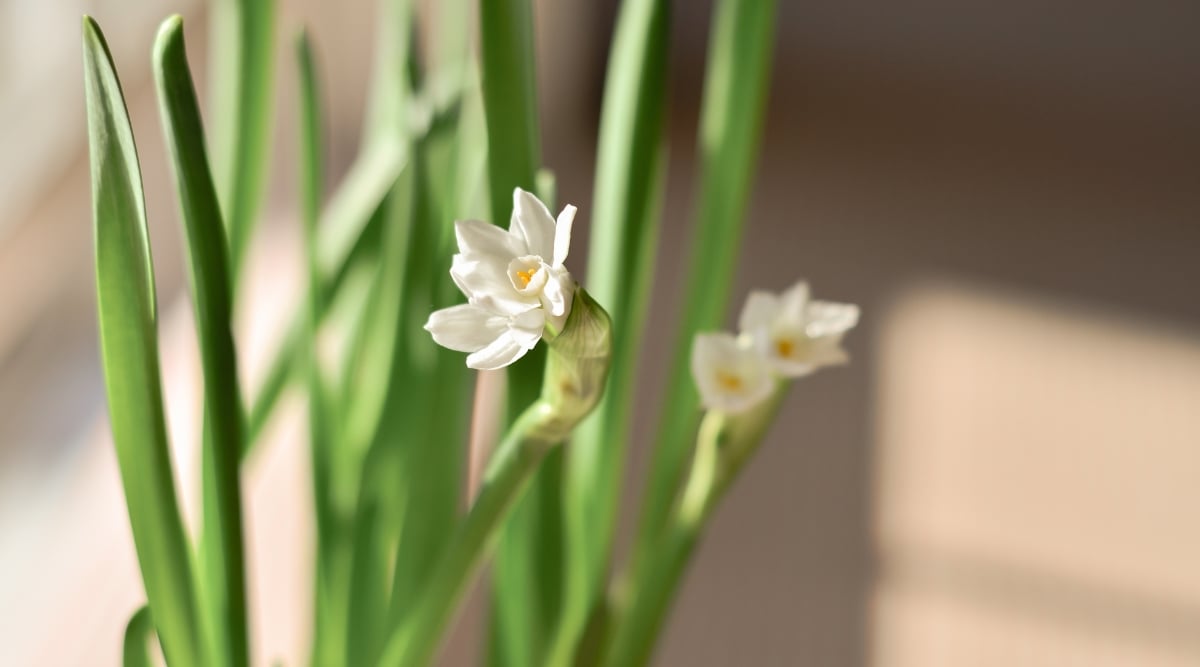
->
[
  {"left": 82, "top": 16, "right": 203, "bottom": 667},
  {"left": 296, "top": 29, "right": 342, "bottom": 667},
  {"left": 554, "top": 0, "right": 671, "bottom": 662},
  {"left": 208, "top": 0, "right": 275, "bottom": 283},
  {"left": 122, "top": 605, "right": 157, "bottom": 667}
]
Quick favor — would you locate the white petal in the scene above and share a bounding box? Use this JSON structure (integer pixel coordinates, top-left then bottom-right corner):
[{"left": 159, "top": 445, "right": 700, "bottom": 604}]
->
[
  {"left": 809, "top": 338, "right": 850, "bottom": 367},
  {"left": 756, "top": 326, "right": 850, "bottom": 377},
  {"left": 425, "top": 303, "right": 506, "bottom": 353},
  {"left": 540, "top": 267, "right": 573, "bottom": 314},
  {"left": 804, "top": 300, "right": 859, "bottom": 338},
  {"left": 692, "top": 331, "right": 739, "bottom": 372},
  {"left": 511, "top": 188, "right": 556, "bottom": 260},
  {"left": 691, "top": 333, "right": 774, "bottom": 413},
  {"left": 467, "top": 330, "right": 532, "bottom": 370},
  {"left": 738, "top": 291, "right": 780, "bottom": 336},
  {"left": 455, "top": 219, "right": 522, "bottom": 258},
  {"left": 451, "top": 254, "right": 539, "bottom": 315},
  {"left": 780, "top": 281, "right": 810, "bottom": 321},
  {"left": 553, "top": 205, "right": 575, "bottom": 267},
  {"left": 509, "top": 308, "right": 547, "bottom": 347}
]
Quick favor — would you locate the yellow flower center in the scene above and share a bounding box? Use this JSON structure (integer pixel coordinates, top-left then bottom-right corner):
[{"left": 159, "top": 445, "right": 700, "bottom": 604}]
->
[
  {"left": 775, "top": 338, "right": 795, "bottom": 358},
  {"left": 516, "top": 268, "right": 536, "bottom": 287},
  {"left": 716, "top": 371, "right": 743, "bottom": 392}
]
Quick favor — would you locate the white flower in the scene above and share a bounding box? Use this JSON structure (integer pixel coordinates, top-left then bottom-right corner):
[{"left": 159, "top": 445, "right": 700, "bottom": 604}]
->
[
  {"left": 425, "top": 188, "right": 576, "bottom": 370},
  {"left": 738, "top": 280, "right": 859, "bottom": 378},
  {"left": 690, "top": 332, "right": 775, "bottom": 414}
]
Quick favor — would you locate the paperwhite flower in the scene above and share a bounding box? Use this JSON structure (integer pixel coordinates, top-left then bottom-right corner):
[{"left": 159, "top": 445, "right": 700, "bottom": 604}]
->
[
  {"left": 738, "top": 280, "right": 859, "bottom": 377},
  {"left": 425, "top": 188, "right": 576, "bottom": 370},
  {"left": 690, "top": 332, "right": 775, "bottom": 414}
]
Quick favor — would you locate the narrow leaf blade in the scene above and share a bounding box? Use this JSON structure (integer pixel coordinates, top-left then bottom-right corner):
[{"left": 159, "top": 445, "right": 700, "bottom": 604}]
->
[
  {"left": 121, "top": 605, "right": 157, "bottom": 667},
  {"left": 82, "top": 15, "right": 203, "bottom": 667},
  {"left": 153, "top": 16, "right": 249, "bottom": 667}
]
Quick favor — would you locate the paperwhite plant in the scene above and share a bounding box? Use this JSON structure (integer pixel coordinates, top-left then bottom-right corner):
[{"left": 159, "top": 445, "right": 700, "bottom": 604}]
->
[
  {"left": 691, "top": 280, "right": 859, "bottom": 413},
  {"left": 425, "top": 188, "right": 577, "bottom": 370}
]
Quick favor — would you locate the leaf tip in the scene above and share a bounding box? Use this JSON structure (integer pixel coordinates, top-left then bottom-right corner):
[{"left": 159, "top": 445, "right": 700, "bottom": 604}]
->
[{"left": 152, "top": 14, "right": 187, "bottom": 73}]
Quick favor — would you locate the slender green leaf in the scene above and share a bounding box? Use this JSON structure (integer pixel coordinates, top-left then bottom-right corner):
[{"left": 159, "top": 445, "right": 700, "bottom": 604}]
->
[
  {"left": 477, "top": 2, "right": 558, "bottom": 663},
  {"left": 122, "top": 605, "right": 157, "bottom": 667},
  {"left": 153, "top": 16, "right": 249, "bottom": 667},
  {"left": 341, "top": 170, "right": 417, "bottom": 665},
  {"left": 295, "top": 29, "right": 340, "bottom": 667},
  {"left": 241, "top": 187, "right": 387, "bottom": 457},
  {"left": 553, "top": 1, "right": 671, "bottom": 662},
  {"left": 635, "top": 0, "right": 778, "bottom": 569},
  {"left": 479, "top": 0, "right": 541, "bottom": 229},
  {"left": 82, "top": 16, "right": 203, "bottom": 667},
  {"left": 361, "top": 0, "right": 414, "bottom": 147},
  {"left": 208, "top": 0, "right": 275, "bottom": 283},
  {"left": 316, "top": 141, "right": 408, "bottom": 289}
]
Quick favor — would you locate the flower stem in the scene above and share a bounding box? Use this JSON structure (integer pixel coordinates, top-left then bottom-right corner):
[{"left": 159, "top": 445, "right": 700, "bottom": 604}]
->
[
  {"left": 378, "top": 289, "right": 611, "bottom": 667},
  {"left": 636, "top": 0, "right": 778, "bottom": 583},
  {"left": 605, "top": 386, "right": 788, "bottom": 667},
  {"left": 378, "top": 408, "right": 559, "bottom": 666},
  {"left": 553, "top": 0, "right": 671, "bottom": 662}
]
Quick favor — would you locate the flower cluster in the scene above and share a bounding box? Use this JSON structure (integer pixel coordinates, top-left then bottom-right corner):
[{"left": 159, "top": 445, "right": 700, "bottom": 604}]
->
[
  {"left": 425, "top": 188, "right": 577, "bottom": 370},
  {"left": 691, "top": 281, "right": 859, "bottom": 413}
]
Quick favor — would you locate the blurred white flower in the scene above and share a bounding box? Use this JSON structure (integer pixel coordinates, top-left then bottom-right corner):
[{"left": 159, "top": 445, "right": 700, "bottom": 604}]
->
[
  {"left": 425, "top": 188, "right": 576, "bottom": 369},
  {"left": 690, "top": 332, "right": 775, "bottom": 413},
  {"left": 738, "top": 280, "right": 859, "bottom": 378}
]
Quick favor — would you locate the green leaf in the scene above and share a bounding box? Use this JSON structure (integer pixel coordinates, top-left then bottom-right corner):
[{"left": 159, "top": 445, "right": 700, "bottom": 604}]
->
[
  {"left": 208, "top": 0, "right": 276, "bottom": 284},
  {"left": 553, "top": 0, "right": 671, "bottom": 662},
  {"left": 241, "top": 110, "right": 407, "bottom": 461},
  {"left": 340, "top": 168, "right": 417, "bottom": 666},
  {"left": 636, "top": 0, "right": 778, "bottom": 572},
  {"left": 81, "top": 15, "right": 204, "bottom": 667},
  {"left": 476, "top": 2, "right": 558, "bottom": 663},
  {"left": 153, "top": 16, "right": 249, "bottom": 667},
  {"left": 361, "top": 0, "right": 414, "bottom": 147},
  {"left": 295, "top": 28, "right": 340, "bottom": 667},
  {"left": 122, "top": 605, "right": 157, "bottom": 667},
  {"left": 479, "top": 0, "right": 542, "bottom": 230}
]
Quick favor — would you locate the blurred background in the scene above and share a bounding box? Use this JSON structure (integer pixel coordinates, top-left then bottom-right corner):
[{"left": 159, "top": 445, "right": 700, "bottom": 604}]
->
[{"left": 2, "top": 0, "right": 1199, "bottom": 665}]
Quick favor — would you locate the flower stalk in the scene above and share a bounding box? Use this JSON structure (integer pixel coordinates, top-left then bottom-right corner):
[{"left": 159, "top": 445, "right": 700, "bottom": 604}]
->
[
  {"left": 637, "top": 0, "right": 779, "bottom": 565},
  {"left": 603, "top": 384, "right": 788, "bottom": 667},
  {"left": 380, "top": 288, "right": 612, "bottom": 667}
]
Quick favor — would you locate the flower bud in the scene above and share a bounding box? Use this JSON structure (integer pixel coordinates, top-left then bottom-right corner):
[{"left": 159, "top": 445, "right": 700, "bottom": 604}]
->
[{"left": 530, "top": 287, "right": 613, "bottom": 444}]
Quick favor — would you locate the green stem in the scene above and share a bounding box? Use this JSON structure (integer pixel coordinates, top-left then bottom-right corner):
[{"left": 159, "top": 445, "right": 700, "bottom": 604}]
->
[
  {"left": 635, "top": 0, "right": 778, "bottom": 573},
  {"left": 552, "top": 0, "right": 670, "bottom": 662},
  {"left": 379, "top": 289, "right": 612, "bottom": 667},
  {"left": 378, "top": 409, "right": 560, "bottom": 667},
  {"left": 606, "top": 386, "right": 788, "bottom": 667}
]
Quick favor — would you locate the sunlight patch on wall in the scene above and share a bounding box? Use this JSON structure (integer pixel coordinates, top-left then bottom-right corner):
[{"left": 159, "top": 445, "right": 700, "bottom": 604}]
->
[{"left": 871, "top": 282, "right": 1200, "bottom": 666}]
